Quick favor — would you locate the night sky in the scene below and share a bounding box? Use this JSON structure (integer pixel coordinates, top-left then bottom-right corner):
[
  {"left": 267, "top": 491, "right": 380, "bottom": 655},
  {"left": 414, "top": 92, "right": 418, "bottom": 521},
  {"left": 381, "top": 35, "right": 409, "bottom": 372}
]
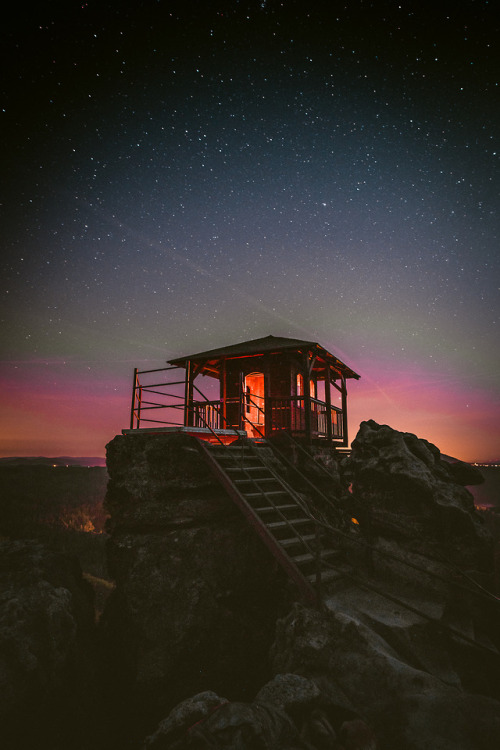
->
[{"left": 2, "top": 1, "right": 499, "bottom": 461}]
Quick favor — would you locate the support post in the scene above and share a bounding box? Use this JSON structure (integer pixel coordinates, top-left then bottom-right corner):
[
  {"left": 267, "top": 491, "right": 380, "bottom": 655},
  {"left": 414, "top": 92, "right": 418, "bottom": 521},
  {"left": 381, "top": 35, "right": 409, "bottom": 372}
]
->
[
  {"left": 341, "top": 374, "right": 348, "bottom": 447},
  {"left": 303, "top": 353, "right": 312, "bottom": 445},
  {"left": 239, "top": 371, "right": 245, "bottom": 431},
  {"left": 263, "top": 354, "right": 271, "bottom": 438},
  {"left": 130, "top": 368, "right": 138, "bottom": 429},
  {"left": 324, "top": 364, "right": 333, "bottom": 443},
  {"left": 220, "top": 358, "right": 227, "bottom": 429},
  {"left": 184, "top": 361, "right": 194, "bottom": 427}
]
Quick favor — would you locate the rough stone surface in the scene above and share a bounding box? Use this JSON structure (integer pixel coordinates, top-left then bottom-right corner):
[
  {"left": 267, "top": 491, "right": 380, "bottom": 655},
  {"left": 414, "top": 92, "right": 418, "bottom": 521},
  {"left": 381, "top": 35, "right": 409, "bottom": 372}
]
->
[
  {"left": 342, "top": 420, "right": 492, "bottom": 571},
  {"left": 0, "top": 539, "right": 97, "bottom": 749},
  {"left": 102, "top": 433, "right": 293, "bottom": 743},
  {"left": 443, "top": 457, "right": 485, "bottom": 486},
  {"left": 102, "top": 426, "right": 499, "bottom": 749},
  {"left": 142, "top": 676, "right": 371, "bottom": 749},
  {"left": 271, "top": 602, "right": 500, "bottom": 750}
]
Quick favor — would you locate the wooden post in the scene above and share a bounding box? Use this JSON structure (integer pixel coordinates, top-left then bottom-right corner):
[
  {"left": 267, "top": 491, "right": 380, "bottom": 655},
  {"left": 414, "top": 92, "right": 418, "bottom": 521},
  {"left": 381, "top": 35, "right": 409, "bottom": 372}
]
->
[
  {"left": 130, "top": 368, "right": 138, "bottom": 429},
  {"left": 263, "top": 355, "right": 271, "bottom": 438},
  {"left": 184, "top": 360, "right": 193, "bottom": 426},
  {"left": 239, "top": 371, "right": 245, "bottom": 431},
  {"left": 303, "top": 352, "right": 312, "bottom": 445},
  {"left": 324, "top": 364, "right": 332, "bottom": 443},
  {"left": 341, "top": 374, "right": 348, "bottom": 447},
  {"left": 220, "top": 358, "right": 226, "bottom": 429}
]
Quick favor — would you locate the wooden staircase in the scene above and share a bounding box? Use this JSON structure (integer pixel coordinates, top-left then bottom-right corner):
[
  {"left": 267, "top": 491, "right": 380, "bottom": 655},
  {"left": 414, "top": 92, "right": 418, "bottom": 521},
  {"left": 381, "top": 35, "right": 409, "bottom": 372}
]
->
[{"left": 197, "top": 439, "right": 348, "bottom": 605}]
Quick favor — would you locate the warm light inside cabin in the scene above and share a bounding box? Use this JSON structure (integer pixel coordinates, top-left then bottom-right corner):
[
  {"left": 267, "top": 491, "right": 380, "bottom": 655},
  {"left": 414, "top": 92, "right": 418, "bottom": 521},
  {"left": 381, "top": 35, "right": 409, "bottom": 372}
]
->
[
  {"left": 296, "top": 373, "right": 316, "bottom": 398},
  {"left": 244, "top": 372, "right": 265, "bottom": 427}
]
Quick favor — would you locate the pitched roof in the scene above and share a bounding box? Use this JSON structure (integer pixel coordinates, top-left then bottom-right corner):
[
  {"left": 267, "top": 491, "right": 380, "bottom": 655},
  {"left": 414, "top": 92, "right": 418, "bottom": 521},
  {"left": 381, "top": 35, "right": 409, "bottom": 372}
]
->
[{"left": 168, "top": 335, "right": 360, "bottom": 378}]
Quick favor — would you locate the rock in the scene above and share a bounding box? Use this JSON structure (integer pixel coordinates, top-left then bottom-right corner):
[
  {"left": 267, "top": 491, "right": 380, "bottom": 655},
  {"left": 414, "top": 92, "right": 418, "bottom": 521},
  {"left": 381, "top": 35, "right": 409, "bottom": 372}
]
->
[
  {"left": 0, "top": 539, "right": 97, "bottom": 749},
  {"left": 443, "top": 458, "right": 485, "bottom": 486},
  {"left": 102, "top": 433, "right": 293, "bottom": 744},
  {"left": 142, "top": 678, "right": 349, "bottom": 749},
  {"left": 271, "top": 602, "right": 500, "bottom": 750},
  {"left": 142, "top": 690, "right": 229, "bottom": 748},
  {"left": 255, "top": 672, "right": 322, "bottom": 713},
  {"left": 343, "top": 420, "right": 492, "bottom": 571},
  {"left": 142, "top": 695, "right": 301, "bottom": 749},
  {"left": 142, "top": 672, "right": 371, "bottom": 749}
]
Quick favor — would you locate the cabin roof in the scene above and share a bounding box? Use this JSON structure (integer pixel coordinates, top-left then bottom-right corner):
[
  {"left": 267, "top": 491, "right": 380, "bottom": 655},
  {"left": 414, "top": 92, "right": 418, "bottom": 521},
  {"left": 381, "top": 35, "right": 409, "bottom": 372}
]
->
[{"left": 168, "top": 335, "right": 360, "bottom": 379}]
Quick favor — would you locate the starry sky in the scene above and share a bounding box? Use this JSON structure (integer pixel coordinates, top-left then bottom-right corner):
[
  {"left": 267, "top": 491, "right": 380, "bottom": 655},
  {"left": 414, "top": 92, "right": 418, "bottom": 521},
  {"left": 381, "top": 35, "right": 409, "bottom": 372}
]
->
[{"left": 1, "top": 1, "right": 499, "bottom": 461}]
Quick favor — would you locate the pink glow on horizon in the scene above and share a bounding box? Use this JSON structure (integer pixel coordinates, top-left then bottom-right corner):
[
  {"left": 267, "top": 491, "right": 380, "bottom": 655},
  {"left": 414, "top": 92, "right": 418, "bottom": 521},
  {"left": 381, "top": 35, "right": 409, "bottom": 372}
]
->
[
  {"left": 349, "top": 360, "right": 500, "bottom": 462},
  {"left": 1, "top": 359, "right": 498, "bottom": 462}
]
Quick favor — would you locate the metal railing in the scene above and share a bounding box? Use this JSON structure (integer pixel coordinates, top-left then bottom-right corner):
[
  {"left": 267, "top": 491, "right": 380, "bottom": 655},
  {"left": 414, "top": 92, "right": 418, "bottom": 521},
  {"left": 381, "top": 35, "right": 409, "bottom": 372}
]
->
[
  {"left": 269, "top": 396, "right": 343, "bottom": 439},
  {"left": 130, "top": 367, "right": 345, "bottom": 441},
  {"left": 130, "top": 366, "right": 186, "bottom": 429}
]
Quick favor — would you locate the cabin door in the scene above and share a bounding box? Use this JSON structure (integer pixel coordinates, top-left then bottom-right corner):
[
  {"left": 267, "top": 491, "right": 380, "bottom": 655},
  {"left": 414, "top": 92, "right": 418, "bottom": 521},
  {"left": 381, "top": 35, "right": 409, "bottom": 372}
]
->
[{"left": 243, "top": 372, "right": 265, "bottom": 438}]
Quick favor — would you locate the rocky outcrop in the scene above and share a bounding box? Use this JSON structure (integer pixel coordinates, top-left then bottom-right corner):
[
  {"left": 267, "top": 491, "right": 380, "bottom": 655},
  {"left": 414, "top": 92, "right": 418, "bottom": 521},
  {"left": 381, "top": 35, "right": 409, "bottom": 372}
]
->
[
  {"left": 142, "top": 675, "right": 373, "bottom": 749},
  {"left": 343, "top": 420, "right": 492, "bottom": 573},
  {"left": 101, "top": 426, "right": 499, "bottom": 749},
  {"left": 271, "top": 602, "right": 500, "bottom": 750},
  {"left": 102, "top": 433, "right": 293, "bottom": 744},
  {"left": 0, "top": 540, "right": 97, "bottom": 749}
]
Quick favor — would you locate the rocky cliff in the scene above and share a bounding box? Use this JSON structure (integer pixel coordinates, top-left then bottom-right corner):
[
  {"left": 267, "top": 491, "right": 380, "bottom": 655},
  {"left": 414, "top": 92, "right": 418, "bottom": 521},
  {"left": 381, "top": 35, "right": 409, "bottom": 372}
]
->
[
  {"left": 101, "top": 424, "right": 499, "bottom": 749},
  {"left": 4, "top": 422, "right": 497, "bottom": 748},
  {"left": 102, "top": 432, "right": 294, "bottom": 745}
]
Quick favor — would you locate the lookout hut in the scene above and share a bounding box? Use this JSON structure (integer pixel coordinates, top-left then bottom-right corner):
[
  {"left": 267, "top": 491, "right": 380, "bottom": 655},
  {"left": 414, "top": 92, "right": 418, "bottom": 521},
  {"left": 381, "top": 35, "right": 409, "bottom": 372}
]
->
[{"left": 128, "top": 335, "right": 359, "bottom": 446}]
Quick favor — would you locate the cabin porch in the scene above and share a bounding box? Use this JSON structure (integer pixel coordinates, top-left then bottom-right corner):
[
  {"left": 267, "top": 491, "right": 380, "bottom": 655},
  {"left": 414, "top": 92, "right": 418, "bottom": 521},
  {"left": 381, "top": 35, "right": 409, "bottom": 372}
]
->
[{"left": 126, "top": 336, "right": 359, "bottom": 447}]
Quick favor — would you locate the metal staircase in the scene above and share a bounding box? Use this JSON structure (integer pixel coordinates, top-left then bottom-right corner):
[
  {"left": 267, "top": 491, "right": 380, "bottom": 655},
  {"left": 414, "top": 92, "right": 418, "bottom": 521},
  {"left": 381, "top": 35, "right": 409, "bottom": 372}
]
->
[{"left": 197, "top": 438, "right": 349, "bottom": 605}]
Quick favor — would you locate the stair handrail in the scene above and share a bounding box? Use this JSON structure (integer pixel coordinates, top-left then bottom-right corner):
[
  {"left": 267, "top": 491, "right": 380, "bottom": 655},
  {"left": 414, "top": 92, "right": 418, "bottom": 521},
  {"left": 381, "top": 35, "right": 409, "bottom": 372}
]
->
[
  {"left": 262, "top": 433, "right": 500, "bottom": 608},
  {"left": 254, "top": 437, "right": 347, "bottom": 529},
  {"left": 197, "top": 439, "right": 320, "bottom": 603},
  {"left": 199, "top": 439, "right": 321, "bottom": 562}
]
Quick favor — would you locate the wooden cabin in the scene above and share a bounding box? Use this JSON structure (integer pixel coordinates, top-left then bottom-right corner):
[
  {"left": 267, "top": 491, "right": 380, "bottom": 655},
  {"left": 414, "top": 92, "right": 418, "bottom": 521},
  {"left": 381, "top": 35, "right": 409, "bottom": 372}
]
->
[{"left": 128, "top": 335, "right": 359, "bottom": 446}]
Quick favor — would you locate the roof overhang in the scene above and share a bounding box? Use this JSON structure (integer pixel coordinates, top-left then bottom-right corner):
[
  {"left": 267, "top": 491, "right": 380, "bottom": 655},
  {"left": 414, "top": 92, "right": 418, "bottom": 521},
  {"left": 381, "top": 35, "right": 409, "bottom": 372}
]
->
[{"left": 168, "top": 335, "right": 360, "bottom": 380}]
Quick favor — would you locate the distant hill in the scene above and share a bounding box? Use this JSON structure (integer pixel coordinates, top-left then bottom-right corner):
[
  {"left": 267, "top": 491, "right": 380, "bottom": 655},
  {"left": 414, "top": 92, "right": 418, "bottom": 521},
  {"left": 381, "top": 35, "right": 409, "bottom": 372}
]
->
[{"left": 0, "top": 456, "right": 106, "bottom": 467}]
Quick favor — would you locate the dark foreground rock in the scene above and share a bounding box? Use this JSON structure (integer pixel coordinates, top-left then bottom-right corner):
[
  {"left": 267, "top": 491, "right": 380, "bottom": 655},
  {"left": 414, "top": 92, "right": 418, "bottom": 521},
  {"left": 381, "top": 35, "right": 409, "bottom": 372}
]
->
[
  {"left": 101, "top": 433, "right": 293, "bottom": 744},
  {"left": 142, "top": 675, "right": 374, "bottom": 749},
  {"left": 101, "top": 426, "right": 500, "bottom": 749},
  {"left": 343, "top": 419, "right": 492, "bottom": 573},
  {"left": 272, "top": 602, "right": 500, "bottom": 750},
  {"left": 0, "top": 539, "right": 97, "bottom": 749}
]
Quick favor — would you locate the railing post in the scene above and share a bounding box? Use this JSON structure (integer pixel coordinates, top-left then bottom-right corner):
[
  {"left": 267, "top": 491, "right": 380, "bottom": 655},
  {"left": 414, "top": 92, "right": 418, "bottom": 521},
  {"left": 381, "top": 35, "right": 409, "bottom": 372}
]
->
[
  {"left": 341, "top": 374, "right": 348, "bottom": 446},
  {"left": 303, "top": 353, "right": 312, "bottom": 444},
  {"left": 324, "top": 365, "right": 333, "bottom": 443},
  {"left": 136, "top": 385, "right": 142, "bottom": 428},
  {"left": 184, "top": 361, "right": 194, "bottom": 427},
  {"left": 130, "top": 368, "right": 138, "bottom": 429}
]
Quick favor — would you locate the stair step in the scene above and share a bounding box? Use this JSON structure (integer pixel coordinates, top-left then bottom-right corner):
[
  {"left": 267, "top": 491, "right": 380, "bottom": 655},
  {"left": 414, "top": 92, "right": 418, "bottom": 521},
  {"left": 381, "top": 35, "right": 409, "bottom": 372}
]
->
[
  {"left": 243, "top": 490, "right": 288, "bottom": 500},
  {"left": 254, "top": 503, "right": 298, "bottom": 514},
  {"left": 291, "top": 549, "right": 339, "bottom": 565},
  {"left": 225, "top": 465, "right": 267, "bottom": 472},
  {"left": 234, "top": 476, "right": 276, "bottom": 485},
  {"left": 268, "top": 518, "right": 312, "bottom": 531},
  {"left": 280, "top": 534, "right": 316, "bottom": 548}
]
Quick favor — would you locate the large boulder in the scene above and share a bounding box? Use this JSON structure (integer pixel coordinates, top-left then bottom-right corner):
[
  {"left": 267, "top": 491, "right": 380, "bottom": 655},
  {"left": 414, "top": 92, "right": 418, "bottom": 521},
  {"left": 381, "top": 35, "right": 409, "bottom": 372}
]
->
[
  {"left": 102, "top": 433, "right": 293, "bottom": 744},
  {"left": 142, "top": 675, "right": 373, "bottom": 749},
  {"left": 0, "top": 540, "right": 97, "bottom": 749},
  {"left": 343, "top": 420, "right": 491, "bottom": 571},
  {"left": 271, "top": 602, "right": 500, "bottom": 750}
]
